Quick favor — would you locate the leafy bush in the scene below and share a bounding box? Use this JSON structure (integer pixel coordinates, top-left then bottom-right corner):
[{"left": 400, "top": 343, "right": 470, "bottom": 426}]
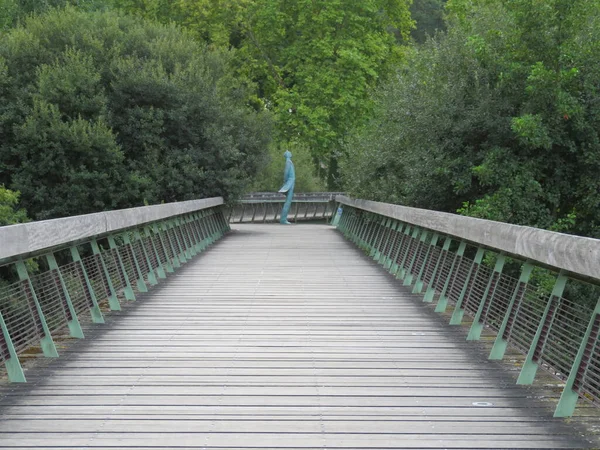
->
[{"left": 0, "top": 6, "right": 271, "bottom": 220}]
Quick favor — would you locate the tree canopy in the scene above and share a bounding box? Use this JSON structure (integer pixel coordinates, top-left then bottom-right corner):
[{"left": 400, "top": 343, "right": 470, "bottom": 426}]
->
[
  {"left": 107, "top": 0, "right": 414, "bottom": 188},
  {"left": 0, "top": 6, "right": 271, "bottom": 220},
  {"left": 344, "top": 0, "right": 600, "bottom": 238}
]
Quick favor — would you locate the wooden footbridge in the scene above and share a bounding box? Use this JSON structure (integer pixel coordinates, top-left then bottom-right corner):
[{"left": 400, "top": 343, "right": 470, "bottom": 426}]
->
[{"left": 0, "top": 195, "right": 599, "bottom": 449}]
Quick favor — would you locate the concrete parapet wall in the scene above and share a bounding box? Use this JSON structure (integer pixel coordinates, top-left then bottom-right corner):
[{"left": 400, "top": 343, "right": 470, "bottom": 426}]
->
[
  {"left": 0, "top": 197, "right": 223, "bottom": 263},
  {"left": 338, "top": 195, "right": 600, "bottom": 282}
]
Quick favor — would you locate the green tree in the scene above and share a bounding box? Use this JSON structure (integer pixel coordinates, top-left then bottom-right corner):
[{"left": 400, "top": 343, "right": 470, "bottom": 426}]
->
[
  {"left": 107, "top": 0, "right": 413, "bottom": 189},
  {"left": 0, "top": 185, "right": 27, "bottom": 226},
  {"left": 410, "top": 0, "right": 447, "bottom": 43},
  {"left": 344, "top": 0, "right": 600, "bottom": 238},
  {"left": 0, "top": 7, "right": 271, "bottom": 219}
]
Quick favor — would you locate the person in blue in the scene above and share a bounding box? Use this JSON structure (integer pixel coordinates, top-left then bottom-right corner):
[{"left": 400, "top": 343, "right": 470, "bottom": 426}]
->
[{"left": 278, "top": 150, "right": 295, "bottom": 224}]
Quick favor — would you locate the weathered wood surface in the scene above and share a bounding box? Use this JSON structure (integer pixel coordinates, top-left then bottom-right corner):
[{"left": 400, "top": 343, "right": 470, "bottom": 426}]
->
[{"left": 0, "top": 224, "right": 596, "bottom": 449}]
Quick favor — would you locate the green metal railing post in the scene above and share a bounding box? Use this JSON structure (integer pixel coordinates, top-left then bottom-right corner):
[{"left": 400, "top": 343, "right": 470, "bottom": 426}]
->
[
  {"left": 403, "top": 229, "right": 429, "bottom": 286},
  {"left": 173, "top": 218, "right": 191, "bottom": 259},
  {"left": 389, "top": 223, "right": 406, "bottom": 275},
  {"left": 377, "top": 219, "right": 394, "bottom": 265},
  {"left": 107, "top": 236, "right": 136, "bottom": 301},
  {"left": 435, "top": 241, "right": 467, "bottom": 313},
  {"left": 413, "top": 233, "right": 439, "bottom": 294},
  {"left": 121, "top": 233, "right": 148, "bottom": 293},
  {"left": 168, "top": 220, "right": 188, "bottom": 264},
  {"left": 193, "top": 213, "right": 209, "bottom": 251},
  {"left": 70, "top": 246, "right": 105, "bottom": 324},
  {"left": 160, "top": 222, "right": 181, "bottom": 269},
  {"left": 489, "top": 262, "right": 534, "bottom": 360},
  {"left": 383, "top": 221, "right": 399, "bottom": 270},
  {"left": 134, "top": 230, "right": 158, "bottom": 286},
  {"left": 449, "top": 247, "right": 486, "bottom": 325},
  {"left": 151, "top": 224, "right": 175, "bottom": 272},
  {"left": 15, "top": 261, "right": 58, "bottom": 357},
  {"left": 396, "top": 226, "right": 419, "bottom": 279},
  {"left": 0, "top": 312, "right": 26, "bottom": 382},
  {"left": 144, "top": 227, "right": 168, "bottom": 277},
  {"left": 517, "top": 273, "right": 568, "bottom": 385},
  {"left": 181, "top": 217, "right": 199, "bottom": 256},
  {"left": 371, "top": 217, "right": 388, "bottom": 259},
  {"left": 424, "top": 237, "right": 452, "bottom": 303},
  {"left": 467, "top": 254, "right": 506, "bottom": 340},
  {"left": 46, "top": 253, "right": 84, "bottom": 338},
  {"left": 391, "top": 224, "right": 411, "bottom": 276},
  {"left": 91, "top": 240, "right": 121, "bottom": 310},
  {"left": 331, "top": 204, "right": 342, "bottom": 227},
  {"left": 554, "top": 296, "right": 600, "bottom": 417},
  {"left": 187, "top": 214, "right": 202, "bottom": 252}
]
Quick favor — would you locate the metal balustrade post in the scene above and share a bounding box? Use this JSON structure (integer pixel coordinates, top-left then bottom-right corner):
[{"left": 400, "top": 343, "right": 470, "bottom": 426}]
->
[
  {"left": 349, "top": 213, "right": 360, "bottom": 243},
  {"left": 391, "top": 224, "right": 411, "bottom": 276},
  {"left": 70, "top": 246, "right": 105, "bottom": 324},
  {"left": 449, "top": 247, "right": 486, "bottom": 325},
  {"left": 434, "top": 241, "right": 467, "bottom": 313},
  {"left": 467, "top": 254, "right": 506, "bottom": 340},
  {"left": 358, "top": 215, "right": 371, "bottom": 251},
  {"left": 361, "top": 215, "right": 374, "bottom": 250},
  {"left": 146, "top": 224, "right": 175, "bottom": 278},
  {"left": 107, "top": 236, "right": 137, "bottom": 301},
  {"left": 376, "top": 219, "right": 393, "bottom": 264},
  {"left": 343, "top": 210, "right": 355, "bottom": 238},
  {"left": 424, "top": 237, "right": 452, "bottom": 302},
  {"left": 383, "top": 221, "right": 400, "bottom": 269},
  {"left": 403, "top": 229, "right": 429, "bottom": 286},
  {"left": 194, "top": 213, "right": 210, "bottom": 251},
  {"left": 517, "top": 274, "right": 568, "bottom": 385},
  {"left": 176, "top": 218, "right": 194, "bottom": 258},
  {"left": 387, "top": 223, "right": 405, "bottom": 274},
  {"left": 121, "top": 233, "right": 148, "bottom": 293},
  {"left": 159, "top": 222, "right": 181, "bottom": 269},
  {"left": 46, "top": 253, "right": 85, "bottom": 338},
  {"left": 371, "top": 217, "right": 387, "bottom": 259},
  {"left": 145, "top": 227, "right": 169, "bottom": 277},
  {"left": 331, "top": 204, "right": 342, "bottom": 226},
  {"left": 134, "top": 230, "right": 158, "bottom": 286},
  {"left": 554, "top": 296, "right": 600, "bottom": 417},
  {"left": 200, "top": 211, "right": 214, "bottom": 247},
  {"left": 489, "top": 262, "right": 534, "bottom": 360},
  {"left": 397, "top": 227, "right": 421, "bottom": 281},
  {"left": 205, "top": 212, "right": 217, "bottom": 244},
  {"left": 169, "top": 219, "right": 188, "bottom": 264},
  {"left": 369, "top": 216, "right": 383, "bottom": 254},
  {"left": 355, "top": 214, "right": 366, "bottom": 246},
  {"left": 184, "top": 215, "right": 202, "bottom": 253},
  {"left": 15, "top": 261, "right": 58, "bottom": 357},
  {"left": 413, "top": 233, "right": 440, "bottom": 294},
  {"left": 91, "top": 240, "right": 121, "bottom": 310},
  {"left": 187, "top": 214, "right": 202, "bottom": 252},
  {"left": 0, "top": 312, "right": 26, "bottom": 382}
]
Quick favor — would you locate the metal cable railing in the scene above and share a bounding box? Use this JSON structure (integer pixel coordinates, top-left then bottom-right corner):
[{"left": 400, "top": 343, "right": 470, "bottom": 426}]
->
[
  {"left": 0, "top": 198, "right": 228, "bottom": 383},
  {"left": 335, "top": 196, "right": 600, "bottom": 417},
  {"left": 228, "top": 192, "right": 340, "bottom": 223}
]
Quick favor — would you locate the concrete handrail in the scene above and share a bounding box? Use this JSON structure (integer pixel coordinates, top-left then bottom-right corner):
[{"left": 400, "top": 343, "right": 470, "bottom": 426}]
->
[
  {"left": 337, "top": 195, "right": 600, "bottom": 283},
  {"left": 0, "top": 197, "right": 223, "bottom": 264}
]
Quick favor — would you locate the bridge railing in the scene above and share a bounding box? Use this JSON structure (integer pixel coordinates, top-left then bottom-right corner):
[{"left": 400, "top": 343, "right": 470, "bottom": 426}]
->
[
  {"left": 227, "top": 192, "right": 343, "bottom": 223},
  {"left": 335, "top": 195, "right": 600, "bottom": 418},
  {"left": 0, "top": 198, "right": 230, "bottom": 383}
]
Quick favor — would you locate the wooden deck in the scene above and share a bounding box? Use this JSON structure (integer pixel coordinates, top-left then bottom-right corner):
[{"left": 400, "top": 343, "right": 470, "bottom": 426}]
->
[{"left": 0, "top": 224, "right": 596, "bottom": 449}]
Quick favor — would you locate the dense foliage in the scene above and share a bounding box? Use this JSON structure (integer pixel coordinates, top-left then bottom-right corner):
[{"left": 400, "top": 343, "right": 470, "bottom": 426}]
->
[
  {"left": 344, "top": 0, "right": 600, "bottom": 238},
  {"left": 107, "top": 0, "right": 414, "bottom": 188},
  {"left": 0, "top": 7, "right": 270, "bottom": 220},
  {"left": 0, "top": 186, "right": 27, "bottom": 226}
]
